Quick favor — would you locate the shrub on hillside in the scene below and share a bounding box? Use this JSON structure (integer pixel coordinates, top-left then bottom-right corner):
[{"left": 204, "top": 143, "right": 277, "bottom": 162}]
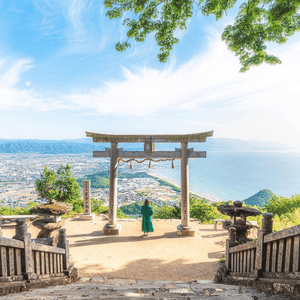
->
[
  {"left": 264, "top": 194, "right": 300, "bottom": 217},
  {"left": 91, "top": 198, "right": 109, "bottom": 214},
  {"left": 0, "top": 201, "right": 38, "bottom": 215},
  {"left": 117, "top": 208, "right": 129, "bottom": 218},
  {"left": 190, "top": 198, "right": 222, "bottom": 223},
  {"left": 153, "top": 205, "right": 178, "bottom": 219}
]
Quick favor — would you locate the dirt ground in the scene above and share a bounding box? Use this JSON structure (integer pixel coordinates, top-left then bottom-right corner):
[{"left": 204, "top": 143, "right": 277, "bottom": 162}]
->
[{"left": 2, "top": 216, "right": 227, "bottom": 281}]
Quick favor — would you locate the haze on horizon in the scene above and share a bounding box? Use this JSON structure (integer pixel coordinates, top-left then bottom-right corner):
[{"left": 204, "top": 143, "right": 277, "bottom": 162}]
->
[{"left": 0, "top": 1, "right": 299, "bottom": 147}]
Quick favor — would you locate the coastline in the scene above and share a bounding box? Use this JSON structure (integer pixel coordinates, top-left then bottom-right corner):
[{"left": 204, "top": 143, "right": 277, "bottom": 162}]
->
[{"left": 147, "top": 171, "right": 218, "bottom": 203}]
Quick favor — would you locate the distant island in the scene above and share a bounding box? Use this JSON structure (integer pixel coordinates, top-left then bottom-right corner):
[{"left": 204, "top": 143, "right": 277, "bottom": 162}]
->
[{"left": 242, "top": 189, "right": 276, "bottom": 207}]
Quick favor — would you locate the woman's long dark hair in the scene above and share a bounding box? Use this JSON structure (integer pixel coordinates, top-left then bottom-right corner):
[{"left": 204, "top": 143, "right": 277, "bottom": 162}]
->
[{"left": 144, "top": 199, "right": 150, "bottom": 205}]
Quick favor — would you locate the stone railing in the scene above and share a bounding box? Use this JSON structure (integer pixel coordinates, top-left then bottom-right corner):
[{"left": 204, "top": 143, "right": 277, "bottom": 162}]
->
[
  {"left": 228, "top": 240, "right": 257, "bottom": 276},
  {"left": 0, "top": 218, "right": 77, "bottom": 296},
  {"left": 216, "top": 213, "right": 300, "bottom": 296}
]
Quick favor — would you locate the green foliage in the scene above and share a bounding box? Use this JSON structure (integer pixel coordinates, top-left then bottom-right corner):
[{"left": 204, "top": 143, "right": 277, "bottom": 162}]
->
[
  {"left": 104, "top": 0, "right": 300, "bottom": 71},
  {"left": 243, "top": 189, "right": 276, "bottom": 207},
  {"left": 0, "top": 201, "right": 38, "bottom": 215},
  {"left": 55, "top": 165, "right": 82, "bottom": 203},
  {"left": 78, "top": 176, "right": 110, "bottom": 189},
  {"left": 264, "top": 194, "right": 300, "bottom": 217},
  {"left": 120, "top": 201, "right": 159, "bottom": 215},
  {"left": 153, "top": 204, "right": 178, "bottom": 219},
  {"left": 190, "top": 197, "right": 222, "bottom": 223},
  {"left": 91, "top": 198, "right": 109, "bottom": 214},
  {"left": 78, "top": 171, "right": 151, "bottom": 189},
  {"left": 117, "top": 208, "right": 129, "bottom": 218},
  {"left": 69, "top": 198, "right": 84, "bottom": 214},
  {"left": 36, "top": 164, "right": 81, "bottom": 203},
  {"left": 272, "top": 208, "right": 300, "bottom": 232},
  {"left": 172, "top": 204, "right": 181, "bottom": 219},
  {"left": 35, "top": 166, "right": 57, "bottom": 201}
]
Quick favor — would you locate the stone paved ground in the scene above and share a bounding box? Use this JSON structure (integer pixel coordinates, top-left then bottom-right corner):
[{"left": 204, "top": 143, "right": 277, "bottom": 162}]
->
[
  {"left": 3, "top": 218, "right": 228, "bottom": 281},
  {"left": 0, "top": 278, "right": 293, "bottom": 300}
]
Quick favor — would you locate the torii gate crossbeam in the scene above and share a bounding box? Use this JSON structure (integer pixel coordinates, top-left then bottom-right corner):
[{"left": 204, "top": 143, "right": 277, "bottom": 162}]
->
[{"left": 86, "top": 131, "right": 213, "bottom": 236}]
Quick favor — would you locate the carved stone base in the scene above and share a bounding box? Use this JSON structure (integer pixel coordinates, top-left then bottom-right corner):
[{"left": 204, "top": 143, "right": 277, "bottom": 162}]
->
[
  {"left": 176, "top": 224, "right": 195, "bottom": 237},
  {"left": 32, "top": 219, "right": 65, "bottom": 238},
  {"left": 79, "top": 213, "right": 95, "bottom": 221},
  {"left": 102, "top": 223, "right": 121, "bottom": 235}
]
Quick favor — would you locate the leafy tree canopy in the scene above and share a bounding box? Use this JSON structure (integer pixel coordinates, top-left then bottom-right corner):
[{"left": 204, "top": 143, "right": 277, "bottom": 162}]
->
[
  {"left": 35, "top": 164, "right": 81, "bottom": 203},
  {"left": 263, "top": 194, "right": 300, "bottom": 217},
  {"left": 104, "top": 0, "right": 300, "bottom": 72}
]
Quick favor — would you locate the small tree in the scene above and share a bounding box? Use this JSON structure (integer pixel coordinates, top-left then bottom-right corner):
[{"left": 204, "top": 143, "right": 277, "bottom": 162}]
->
[
  {"left": 35, "top": 166, "right": 58, "bottom": 202},
  {"left": 153, "top": 205, "right": 176, "bottom": 219},
  {"left": 190, "top": 197, "right": 221, "bottom": 223},
  {"left": 35, "top": 164, "right": 81, "bottom": 203},
  {"left": 55, "top": 165, "right": 81, "bottom": 203}
]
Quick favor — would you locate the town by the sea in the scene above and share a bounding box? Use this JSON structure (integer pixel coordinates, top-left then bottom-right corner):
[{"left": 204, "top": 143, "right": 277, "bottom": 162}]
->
[{"left": 1, "top": 148, "right": 299, "bottom": 208}]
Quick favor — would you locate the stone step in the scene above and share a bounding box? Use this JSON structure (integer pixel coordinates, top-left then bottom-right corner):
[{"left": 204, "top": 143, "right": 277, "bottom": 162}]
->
[{"left": 0, "top": 278, "right": 288, "bottom": 299}]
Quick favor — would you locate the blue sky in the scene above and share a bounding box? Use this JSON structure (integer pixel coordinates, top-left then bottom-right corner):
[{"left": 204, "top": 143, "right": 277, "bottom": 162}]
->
[{"left": 0, "top": 0, "right": 299, "bottom": 146}]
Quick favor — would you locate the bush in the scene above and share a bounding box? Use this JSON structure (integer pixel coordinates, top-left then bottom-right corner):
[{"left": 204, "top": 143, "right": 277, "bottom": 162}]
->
[
  {"left": 153, "top": 205, "right": 177, "bottom": 219},
  {"left": 264, "top": 194, "right": 300, "bottom": 217},
  {"left": 91, "top": 198, "right": 109, "bottom": 214},
  {"left": 0, "top": 201, "right": 38, "bottom": 215},
  {"left": 117, "top": 208, "right": 129, "bottom": 218},
  {"left": 190, "top": 198, "right": 222, "bottom": 223}
]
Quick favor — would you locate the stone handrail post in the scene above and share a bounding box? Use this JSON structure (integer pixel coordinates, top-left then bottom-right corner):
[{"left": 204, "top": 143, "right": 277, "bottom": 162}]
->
[
  {"left": 13, "top": 218, "right": 28, "bottom": 241},
  {"left": 226, "top": 227, "right": 237, "bottom": 269},
  {"left": 229, "top": 227, "right": 237, "bottom": 243},
  {"left": 12, "top": 218, "right": 34, "bottom": 279},
  {"left": 57, "top": 228, "right": 69, "bottom": 271},
  {"left": 255, "top": 213, "right": 273, "bottom": 277},
  {"left": 261, "top": 213, "right": 273, "bottom": 234},
  {"left": 23, "top": 233, "right": 34, "bottom": 280}
]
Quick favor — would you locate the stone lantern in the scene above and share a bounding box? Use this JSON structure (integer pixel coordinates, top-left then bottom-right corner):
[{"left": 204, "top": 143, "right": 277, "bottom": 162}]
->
[
  {"left": 30, "top": 200, "right": 72, "bottom": 245},
  {"left": 217, "top": 200, "right": 261, "bottom": 244}
]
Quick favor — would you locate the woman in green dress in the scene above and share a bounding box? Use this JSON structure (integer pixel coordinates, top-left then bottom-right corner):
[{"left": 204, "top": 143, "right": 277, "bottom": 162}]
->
[{"left": 141, "top": 199, "right": 154, "bottom": 236}]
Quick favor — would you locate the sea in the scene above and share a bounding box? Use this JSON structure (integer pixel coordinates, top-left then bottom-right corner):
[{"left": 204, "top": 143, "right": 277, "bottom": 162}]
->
[{"left": 149, "top": 150, "right": 300, "bottom": 202}]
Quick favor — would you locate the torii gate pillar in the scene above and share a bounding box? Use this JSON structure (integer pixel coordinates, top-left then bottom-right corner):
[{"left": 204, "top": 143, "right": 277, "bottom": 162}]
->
[
  {"left": 103, "top": 142, "right": 122, "bottom": 235},
  {"left": 177, "top": 142, "right": 195, "bottom": 236}
]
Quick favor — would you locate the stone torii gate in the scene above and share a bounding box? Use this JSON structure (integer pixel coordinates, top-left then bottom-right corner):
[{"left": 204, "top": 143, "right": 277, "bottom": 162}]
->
[{"left": 86, "top": 131, "right": 213, "bottom": 236}]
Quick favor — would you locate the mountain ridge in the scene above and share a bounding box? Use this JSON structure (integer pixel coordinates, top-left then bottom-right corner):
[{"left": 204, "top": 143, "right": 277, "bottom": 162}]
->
[{"left": 0, "top": 138, "right": 296, "bottom": 154}]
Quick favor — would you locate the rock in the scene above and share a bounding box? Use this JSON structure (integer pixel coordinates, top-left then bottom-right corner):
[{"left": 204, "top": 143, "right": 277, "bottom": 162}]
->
[
  {"left": 77, "top": 277, "right": 91, "bottom": 283},
  {"left": 33, "top": 237, "right": 54, "bottom": 246},
  {"left": 98, "top": 213, "right": 108, "bottom": 220},
  {"left": 90, "top": 277, "right": 107, "bottom": 283},
  {"left": 246, "top": 227, "right": 258, "bottom": 239},
  {"left": 233, "top": 200, "right": 243, "bottom": 207},
  {"left": 218, "top": 205, "right": 261, "bottom": 217},
  {"left": 32, "top": 219, "right": 66, "bottom": 238},
  {"left": 30, "top": 202, "right": 72, "bottom": 215}
]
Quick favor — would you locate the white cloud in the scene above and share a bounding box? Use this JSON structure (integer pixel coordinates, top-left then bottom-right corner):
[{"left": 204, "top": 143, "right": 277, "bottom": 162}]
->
[
  {"left": 67, "top": 33, "right": 300, "bottom": 113},
  {"left": 32, "top": 0, "right": 108, "bottom": 54},
  {"left": 66, "top": 30, "right": 300, "bottom": 145},
  {"left": 1, "top": 21, "right": 299, "bottom": 145},
  {"left": 0, "top": 58, "right": 67, "bottom": 111}
]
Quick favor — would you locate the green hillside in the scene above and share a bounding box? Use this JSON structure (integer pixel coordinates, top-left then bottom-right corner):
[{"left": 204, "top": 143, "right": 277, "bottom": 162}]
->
[
  {"left": 120, "top": 201, "right": 159, "bottom": 216},
  {"left": 78, "top": 171, "right": 151, "bottom": 188},
  {"left": 243, "top": 189, "right": 276, "bottom": 207}
]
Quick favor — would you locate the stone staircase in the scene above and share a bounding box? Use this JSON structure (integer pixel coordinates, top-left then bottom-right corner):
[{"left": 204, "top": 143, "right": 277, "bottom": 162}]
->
[{"left": 0, "top": 277, "right": 289, "bottom": 299}]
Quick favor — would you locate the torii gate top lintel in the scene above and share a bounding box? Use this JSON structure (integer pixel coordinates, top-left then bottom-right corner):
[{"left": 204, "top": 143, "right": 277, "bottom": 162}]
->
[{"left": 86, "top": 130, "right": 213, "bottom": 143}]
